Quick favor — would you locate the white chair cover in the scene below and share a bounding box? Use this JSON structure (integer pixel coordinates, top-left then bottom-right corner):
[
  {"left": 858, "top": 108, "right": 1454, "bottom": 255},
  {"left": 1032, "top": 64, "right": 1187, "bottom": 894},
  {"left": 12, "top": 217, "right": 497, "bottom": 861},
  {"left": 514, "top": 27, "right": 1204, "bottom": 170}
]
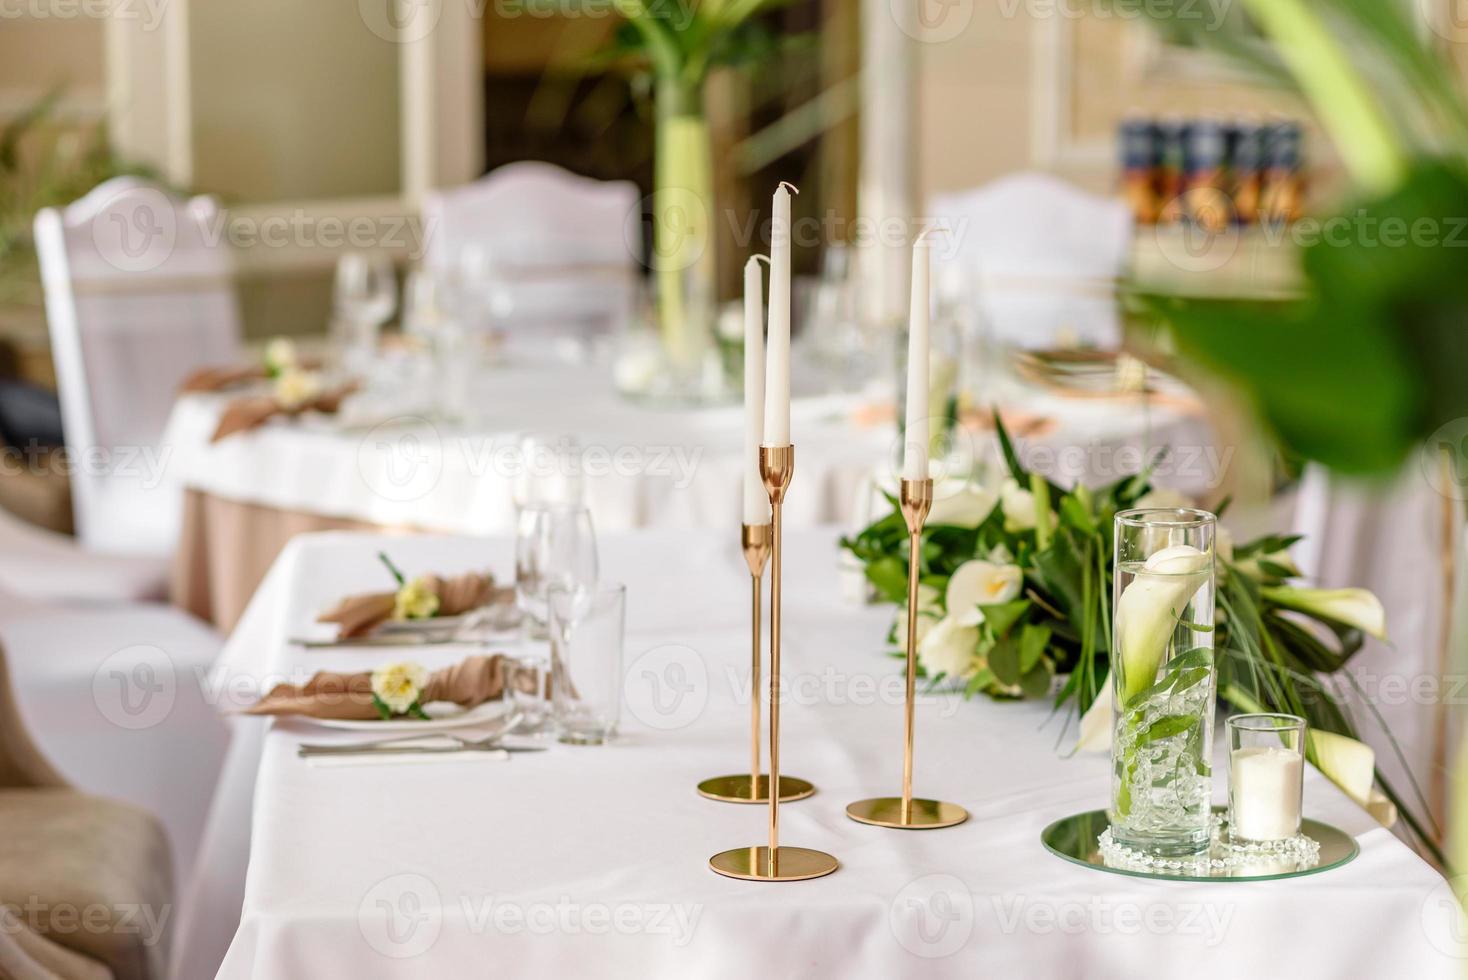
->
[
  {"left": 1291, "top": 463, "right": 1456, "bottom": 814},
  {"left": 0, "top": 506, "right": 167, "bottom": 603},
  {"left": 929, "top": 172, "right": 1133, "bottom": 349},
  {"left": 35, "top": 177, "right": 242, "bottom": 555},
  {"left": 422, "top": 162, "right": 640, "bottom": 341}
]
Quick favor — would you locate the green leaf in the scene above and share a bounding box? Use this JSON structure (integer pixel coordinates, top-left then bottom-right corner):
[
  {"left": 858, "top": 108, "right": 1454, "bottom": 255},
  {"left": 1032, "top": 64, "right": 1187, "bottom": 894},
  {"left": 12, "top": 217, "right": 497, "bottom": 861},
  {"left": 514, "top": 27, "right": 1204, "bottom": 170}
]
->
[
  {"left": 981, "top": 599, "right": 1031, "bottom": 640},
  {"left": 1137, "top": 713, "right": 1199, "bottom": 745},
  {"left": 1018, "top": 623, "right": 1051, "bottom": 674},
  {"left": 864, "top": 556, "right": 908, "bottom": 604},
  {"left": 1020, "top": 661, "right": 1053, "bottom": 699},
  {"left": 989, "top": 637, "right": 1020, "bottom": 686}
]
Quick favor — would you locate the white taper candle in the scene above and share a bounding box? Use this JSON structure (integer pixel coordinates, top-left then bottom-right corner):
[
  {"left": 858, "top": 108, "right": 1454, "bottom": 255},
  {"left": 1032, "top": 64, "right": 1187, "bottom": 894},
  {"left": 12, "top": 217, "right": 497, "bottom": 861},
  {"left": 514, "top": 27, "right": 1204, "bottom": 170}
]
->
[
  {"left": 762, "top": 183, "right": 794, "bottom": 447},
  {"left": 743, "top": 256, "right": 771, "bottom": 524},
  {"left": 902, "top": 236, "right": 931, "bottom": 481}
]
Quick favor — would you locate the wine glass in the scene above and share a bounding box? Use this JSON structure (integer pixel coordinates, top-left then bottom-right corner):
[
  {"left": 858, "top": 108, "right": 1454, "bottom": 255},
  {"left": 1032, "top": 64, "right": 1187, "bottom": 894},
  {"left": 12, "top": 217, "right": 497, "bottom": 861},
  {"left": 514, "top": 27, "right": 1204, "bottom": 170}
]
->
[
  {"left": 512, "top": 502, "right": 598, "bottom": 734},
  {"left": 332, "top": 252, "right": 397, "bottom": 374}
]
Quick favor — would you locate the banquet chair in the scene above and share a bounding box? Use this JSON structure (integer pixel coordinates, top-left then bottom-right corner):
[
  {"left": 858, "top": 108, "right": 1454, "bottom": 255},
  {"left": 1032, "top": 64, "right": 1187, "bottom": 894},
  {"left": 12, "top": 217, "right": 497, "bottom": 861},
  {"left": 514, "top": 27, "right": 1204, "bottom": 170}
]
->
[
  {"left": 0, "top": 639, "right": 173, "bottom": 980},
  {"left": 422, "top": 161, "right": 640, "bottom": 343},
  {"left": 0, "top": 504, "right": 168, "bottom": 603},
  {"left": 35, "top": 177, "right": 242, "bottom": 556},
  {"left": 0, "top": 591, "right": 228, "bottom": 919},
  {"left": 928, "top": 172, "right": 1134, "bottom": 350}
]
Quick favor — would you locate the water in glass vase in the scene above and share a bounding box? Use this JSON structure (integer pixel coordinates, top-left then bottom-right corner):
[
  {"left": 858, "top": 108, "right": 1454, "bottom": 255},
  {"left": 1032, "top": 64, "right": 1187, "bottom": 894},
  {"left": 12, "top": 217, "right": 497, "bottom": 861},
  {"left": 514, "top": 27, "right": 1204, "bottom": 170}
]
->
[{"left": 1108, "top": 530, "right": 1217, "bottom": 856}]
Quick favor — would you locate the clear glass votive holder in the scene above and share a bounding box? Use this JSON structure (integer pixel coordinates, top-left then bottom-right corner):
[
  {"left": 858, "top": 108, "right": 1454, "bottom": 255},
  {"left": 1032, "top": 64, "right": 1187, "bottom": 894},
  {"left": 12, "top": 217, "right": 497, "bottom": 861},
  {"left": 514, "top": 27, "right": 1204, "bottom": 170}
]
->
[
  {"left": 550, "top": 582, "right": 626, "bottom": 745},
  {"left": 1227, "top": 713, "right": 1306, "bottom": 843}
]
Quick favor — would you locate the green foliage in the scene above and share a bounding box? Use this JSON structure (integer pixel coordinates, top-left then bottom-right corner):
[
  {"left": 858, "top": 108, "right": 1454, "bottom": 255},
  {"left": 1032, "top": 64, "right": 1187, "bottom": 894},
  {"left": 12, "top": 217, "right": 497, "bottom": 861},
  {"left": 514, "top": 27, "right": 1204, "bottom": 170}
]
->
[
  {"left": 1119, "top": 0, "right": 1468, "bottom": 478},
  {"left": 842, "top": 417, "right": 1442, "bottom": 862},
  {"left": 0, "top": 88, "right": 160, "bottom": 306}
]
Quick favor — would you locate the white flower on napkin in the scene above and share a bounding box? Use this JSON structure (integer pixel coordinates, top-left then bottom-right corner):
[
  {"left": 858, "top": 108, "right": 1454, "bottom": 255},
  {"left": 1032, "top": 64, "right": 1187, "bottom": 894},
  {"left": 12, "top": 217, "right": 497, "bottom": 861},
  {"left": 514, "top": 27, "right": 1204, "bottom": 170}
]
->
[
  {"left": 392, "top": 576, "right": 441, "bottom": 621},
  {"left": 372, "top": 661, "right": 429, "bottom": 716},
  {"left": 264, "top": 337, "right": 298, "bottom": 378},
  {"left": 273, "top": 367, "right": 323, "bottom": 410}
]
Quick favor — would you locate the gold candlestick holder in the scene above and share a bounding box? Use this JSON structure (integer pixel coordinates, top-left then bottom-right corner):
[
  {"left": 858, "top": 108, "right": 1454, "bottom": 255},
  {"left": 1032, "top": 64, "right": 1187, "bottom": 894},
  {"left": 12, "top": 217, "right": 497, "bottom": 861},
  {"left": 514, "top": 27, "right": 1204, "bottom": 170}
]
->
[
  {"left": 846, "top": 477, "right": 969, "bottom": 830},
  {"left": 709, "top": 445, "right": 839, "bottom": 881},
  {"left": 698, "top": 523, "right": 817, "bottom": 804}
]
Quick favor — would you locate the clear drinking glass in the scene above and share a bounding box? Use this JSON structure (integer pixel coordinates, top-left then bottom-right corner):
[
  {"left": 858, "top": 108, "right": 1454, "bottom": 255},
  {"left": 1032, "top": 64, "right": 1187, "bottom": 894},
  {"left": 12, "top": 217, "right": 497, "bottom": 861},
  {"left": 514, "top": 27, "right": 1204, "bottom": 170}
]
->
[
  {"left": 514, "top": 502, "right": 598, "bottom": 640},
  {"left": 1227, "top": 713, "right": 1306, "bottom": 843},
  {"left": 1109, "top": 507, "right": 1217, "bottom": 855},
  {"left": 550, "top": 582, "right": 626, "bottom": 745},
  {"left": 333, "top": 252, "right": 397, "bottom": 374}
]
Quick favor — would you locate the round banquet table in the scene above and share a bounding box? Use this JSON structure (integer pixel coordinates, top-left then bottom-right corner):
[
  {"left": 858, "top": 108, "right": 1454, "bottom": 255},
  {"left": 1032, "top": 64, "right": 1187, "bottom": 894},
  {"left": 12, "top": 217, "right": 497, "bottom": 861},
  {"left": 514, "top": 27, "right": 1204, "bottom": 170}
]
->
[
  {"left": 177, "top": 527, "right": 1459, "bottom": 980},
  {"left": 160, "top": 353, "right": 1218, "bottom": 629}
]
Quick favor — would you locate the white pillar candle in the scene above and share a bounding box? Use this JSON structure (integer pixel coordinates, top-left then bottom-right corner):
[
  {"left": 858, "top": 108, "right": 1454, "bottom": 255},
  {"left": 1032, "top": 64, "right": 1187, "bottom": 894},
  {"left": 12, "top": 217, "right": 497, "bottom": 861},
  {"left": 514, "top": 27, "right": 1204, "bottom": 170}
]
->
[
  {"left": 902, "top": 237, "right": 931, "bottom": 481},
  {"left": 762, "top": 183, "right": 794, "bottom": 447},
  {"left": 743, "top": 257, "right": 771, "bottom": 525},
  {"left": 1229, "top": 746, "right": 1304, "bottom": 841}
]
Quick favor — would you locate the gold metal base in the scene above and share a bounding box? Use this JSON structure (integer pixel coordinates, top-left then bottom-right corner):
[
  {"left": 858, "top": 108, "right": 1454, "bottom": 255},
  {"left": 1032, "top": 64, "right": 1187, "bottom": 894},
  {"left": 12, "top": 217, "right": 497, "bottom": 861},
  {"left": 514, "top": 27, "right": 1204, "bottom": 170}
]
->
[
  {"left": 708, "top": 845, "right": 839, "bottom": 881},
  {"left": 846, "top": 797, "right": 969, "bottom": 829},
  {"left": 696, "top": 774, "right": 815, "bottom": 804}
]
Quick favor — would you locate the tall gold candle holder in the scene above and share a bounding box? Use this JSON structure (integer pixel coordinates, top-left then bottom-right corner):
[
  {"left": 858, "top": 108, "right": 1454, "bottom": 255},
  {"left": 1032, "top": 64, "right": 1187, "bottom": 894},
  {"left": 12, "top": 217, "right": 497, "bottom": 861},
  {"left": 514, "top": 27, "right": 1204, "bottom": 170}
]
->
[
  {"left": 709, "top": 445, "right": 839, "bottom": 881},
  {"left": 846, "top": 477, "right": 969, "bottom": 830},
  {"left": 697, "top": 523, "right": 816, "bottom": 804}
]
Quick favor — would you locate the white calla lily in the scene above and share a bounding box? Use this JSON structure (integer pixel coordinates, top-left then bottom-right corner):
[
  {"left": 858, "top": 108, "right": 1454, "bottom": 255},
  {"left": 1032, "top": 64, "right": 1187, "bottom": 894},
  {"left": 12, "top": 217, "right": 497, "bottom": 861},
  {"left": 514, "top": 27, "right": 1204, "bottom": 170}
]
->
[
  {"left": 1308, "top": 729, "right": 1397, "bottom": 827},
  {"left": 999, "top": 479, "right": 1052, "bottom": 533},
  {"left": 917, "top": 615, "right": 980, "bottom": 681},
  {"left": 894, "top": 584, "right": 941, "bottom": 653},
  {"left": 1114, "top": 544, "right": 1211, "bottom": 705},
  {"left": 927, "top": 482, "right": 998, "bottom": 529},
  {"left": 1075, "top": 682, "right": 1113, "bottom": 753},
  {"left": 1133, "top": 488, "right": 1193, "bottom": 511},
  {"left": 946, "top": 559, "right": 1022, "bottom": 626},
  {"left": 1262, "top": 586, "right": 1386, "bottom": 640}
]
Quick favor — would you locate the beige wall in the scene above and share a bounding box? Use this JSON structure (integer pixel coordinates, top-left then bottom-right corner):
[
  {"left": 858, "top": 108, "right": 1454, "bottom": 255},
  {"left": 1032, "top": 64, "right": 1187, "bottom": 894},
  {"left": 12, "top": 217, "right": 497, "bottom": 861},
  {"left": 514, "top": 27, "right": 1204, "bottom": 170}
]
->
[
  {"left": 915, "top": 7, "right": 1331, "bottom": 203},
  {"left": 188, "top": 0, "right": 402, "bottom": 203},
  {"left": 0, "top": 13, "right": 105, "bottom": 118}
]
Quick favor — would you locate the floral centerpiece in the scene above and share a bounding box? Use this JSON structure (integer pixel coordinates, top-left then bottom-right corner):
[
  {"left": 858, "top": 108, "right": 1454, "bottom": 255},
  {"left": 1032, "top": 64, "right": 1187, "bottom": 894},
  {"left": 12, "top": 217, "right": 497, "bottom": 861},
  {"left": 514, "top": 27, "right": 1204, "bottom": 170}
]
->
[{"left": 842, "top": 417, "right": 1439, "bottom": 862}]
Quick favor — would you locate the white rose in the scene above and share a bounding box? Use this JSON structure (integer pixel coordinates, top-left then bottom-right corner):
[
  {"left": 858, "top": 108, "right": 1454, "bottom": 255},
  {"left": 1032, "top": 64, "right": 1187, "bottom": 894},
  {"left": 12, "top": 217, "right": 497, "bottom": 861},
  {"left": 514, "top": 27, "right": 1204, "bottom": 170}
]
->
[
  {"left": 371, "top": 661, "right": 429, "bottom": 714},
  {"left": 917, "top": 616, "right": 980, "bottom": 681},
  {"left": 945, "top": 559, "right": 1023, "bottom": 626},
  {"left": 273, "top": 368, "right": 323, "bottom": 410}
]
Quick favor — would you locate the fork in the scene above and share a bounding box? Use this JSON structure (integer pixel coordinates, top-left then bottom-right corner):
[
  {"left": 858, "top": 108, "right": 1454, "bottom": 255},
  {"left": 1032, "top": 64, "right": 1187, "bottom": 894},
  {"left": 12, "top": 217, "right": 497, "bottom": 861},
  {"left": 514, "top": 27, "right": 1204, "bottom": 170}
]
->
[{"left": 297, "top": 734, "right": 543, "bottom": 758}]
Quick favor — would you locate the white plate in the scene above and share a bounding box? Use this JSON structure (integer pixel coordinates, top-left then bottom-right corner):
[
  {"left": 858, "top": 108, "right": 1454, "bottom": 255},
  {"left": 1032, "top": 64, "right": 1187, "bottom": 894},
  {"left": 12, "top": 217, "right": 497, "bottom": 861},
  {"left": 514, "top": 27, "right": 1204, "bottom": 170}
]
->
[
  {"left": 375, "top": 614, "right": 471, "bottom": 635},
  {"left": 306, "top": 700, "right": 514, "bottom": 732}
]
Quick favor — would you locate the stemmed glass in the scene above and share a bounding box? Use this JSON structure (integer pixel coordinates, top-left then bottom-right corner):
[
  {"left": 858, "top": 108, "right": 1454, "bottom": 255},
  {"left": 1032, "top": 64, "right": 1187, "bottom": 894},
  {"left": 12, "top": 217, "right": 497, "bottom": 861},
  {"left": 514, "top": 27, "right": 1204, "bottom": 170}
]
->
[
  {"left": 332, "top": 252, "right": 397, "bottom": 375},
  {"left": 512, "top": 502, "right": 598, "bottom": 733}
]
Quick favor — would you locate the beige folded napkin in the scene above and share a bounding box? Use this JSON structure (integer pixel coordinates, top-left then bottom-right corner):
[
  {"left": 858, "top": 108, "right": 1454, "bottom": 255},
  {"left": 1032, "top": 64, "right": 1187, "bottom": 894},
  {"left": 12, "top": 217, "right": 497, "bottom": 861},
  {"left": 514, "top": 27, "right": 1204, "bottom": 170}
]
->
[
  {"left": 180, "top": 364, "right": 269, "bottom": 393},
  {"left": 317, "top": 571, "right": 509, "bottom": 638},
  {"left": 244, "top": 653, "right": 518, "bottom": 720},
  {"left": 210, "top": 381, "right": 359, "bottom": 442}
]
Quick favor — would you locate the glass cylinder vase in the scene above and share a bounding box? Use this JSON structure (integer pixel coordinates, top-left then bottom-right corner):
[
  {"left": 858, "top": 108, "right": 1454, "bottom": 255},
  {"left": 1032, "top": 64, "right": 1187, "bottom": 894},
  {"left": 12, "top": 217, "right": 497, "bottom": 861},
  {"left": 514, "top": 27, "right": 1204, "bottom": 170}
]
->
[{"left": 1109, "top": 507, "right": 1217, "bottom": 855}]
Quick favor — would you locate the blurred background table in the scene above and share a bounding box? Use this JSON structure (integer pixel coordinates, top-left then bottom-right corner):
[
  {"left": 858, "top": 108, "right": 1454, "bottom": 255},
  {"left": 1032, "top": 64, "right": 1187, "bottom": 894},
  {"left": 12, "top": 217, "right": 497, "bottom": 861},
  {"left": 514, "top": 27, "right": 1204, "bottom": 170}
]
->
[{"left": 161, "top": 349, "right": 1216, "bottom": 629}]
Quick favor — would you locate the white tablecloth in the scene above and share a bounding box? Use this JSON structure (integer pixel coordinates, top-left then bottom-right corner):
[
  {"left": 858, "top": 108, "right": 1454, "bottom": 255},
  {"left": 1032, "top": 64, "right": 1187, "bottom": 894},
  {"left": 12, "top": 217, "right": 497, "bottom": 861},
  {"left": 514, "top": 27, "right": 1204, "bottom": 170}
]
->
[
  {"left": 158, "top": 356, "right": 1216, "bottom": 534},
  {"left": 196, "top": 529, "right": 1458, "bottom": 979}
]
